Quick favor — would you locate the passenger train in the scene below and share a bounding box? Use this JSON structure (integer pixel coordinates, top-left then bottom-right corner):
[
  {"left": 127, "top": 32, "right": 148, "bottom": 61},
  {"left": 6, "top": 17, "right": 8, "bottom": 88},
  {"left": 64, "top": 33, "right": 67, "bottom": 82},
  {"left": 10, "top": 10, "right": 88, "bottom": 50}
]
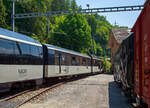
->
[{"left": 0, "top": 28, "right": 104, "bottom": 93}]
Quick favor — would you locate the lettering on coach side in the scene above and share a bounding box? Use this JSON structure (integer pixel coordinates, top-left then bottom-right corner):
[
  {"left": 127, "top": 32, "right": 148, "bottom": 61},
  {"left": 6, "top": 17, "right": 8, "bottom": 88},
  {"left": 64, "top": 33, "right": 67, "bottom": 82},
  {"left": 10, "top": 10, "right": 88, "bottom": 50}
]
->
[{"left": 18, "top": 69, "right": 27, "bottom": 77}]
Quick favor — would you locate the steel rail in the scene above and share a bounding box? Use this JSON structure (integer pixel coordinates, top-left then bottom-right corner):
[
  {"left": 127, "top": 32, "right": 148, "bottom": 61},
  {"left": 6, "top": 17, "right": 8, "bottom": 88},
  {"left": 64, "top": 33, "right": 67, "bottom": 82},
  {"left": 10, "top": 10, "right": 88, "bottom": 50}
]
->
[
  {"left": 0, "top": 89, "right": 32, "bottom": 103},
  {"left": 15, "top": 82, "right": 65, "bottom": 108}
]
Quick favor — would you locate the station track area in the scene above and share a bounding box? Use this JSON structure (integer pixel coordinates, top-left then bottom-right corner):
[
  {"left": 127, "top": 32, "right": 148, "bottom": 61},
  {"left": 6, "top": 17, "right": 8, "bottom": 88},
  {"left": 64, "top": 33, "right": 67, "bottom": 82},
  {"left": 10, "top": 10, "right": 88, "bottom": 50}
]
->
[
  {"left": 0, "top": 74, "right": 91, "bottom": 108},
  {"left": 0, "top": 82, "right": 65, "bottom": 108},
  {"left": 17, "top": 74, "right": 133, "bottom": 108}
]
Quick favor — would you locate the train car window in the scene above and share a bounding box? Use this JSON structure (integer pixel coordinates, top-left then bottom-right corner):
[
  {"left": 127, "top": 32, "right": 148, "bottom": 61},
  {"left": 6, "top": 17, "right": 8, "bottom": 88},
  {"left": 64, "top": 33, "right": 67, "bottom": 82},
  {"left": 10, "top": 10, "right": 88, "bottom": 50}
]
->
[
  {"left": 61, "top": 54, "right": 67, "bottom": 65},
  {"left": 0, "top": 38, "right": 15, "bottom": 54},
  {"left": 14, "top": 43, "right": 20, "bottom": 55},
  {"left": 67, "top": 54, "right": 72, "bottom": 66},
  {"left": 55, "top": 53, "right": 59, "bottom": 65},
  {"left": 76, "top": 56, "right": 80, "bottom": 66},
  {"left": 0, "top": 39, "right": 20, "bottom": 64},
  {"left": 93, "top": 60, "right": 96, "bottom": 66},
  {"left": 48, "top": 49, "right": 55, "bottom": 54},
  {"left": 38, "top": 47, "right": 43, "bottom": 58},
  {"left": 30, "top": 45, "right": 43, "bottom": 65},
  {"left": 79, "top": 57, "right": 82, "bottom": 65},
  {"left": 18, "top": 43, "right": 31, "bottom": 64},
  {"left": 82, "top": 58, "right": 86, "bottom": 66},
  {"left": 31, "top": 45, "right": 39, "bottom": 57},
  {"left": 88, "top": 59, "right": 91, "bottom": 66},
  {"left": 48, "top": 49, "right": 55, "bottom": 65},
  {"left": 19, "top": 43, "right": 31, "bottom": 55},
  {"left": 95, "top": 60, "right": 97, "bottom": 66},
  {"left": 86, "top": 59, "right": 89, "bottom": 66},
  {"left": 71, "top": 56, "right": 77, "bottom": 65}
]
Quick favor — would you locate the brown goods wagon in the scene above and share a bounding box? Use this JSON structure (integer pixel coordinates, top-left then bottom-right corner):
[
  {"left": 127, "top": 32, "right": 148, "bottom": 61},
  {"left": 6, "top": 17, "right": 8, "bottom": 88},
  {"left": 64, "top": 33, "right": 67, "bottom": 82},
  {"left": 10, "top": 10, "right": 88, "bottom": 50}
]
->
[{"left": 132, "top": 0, "right": 150, "bottom": 107}]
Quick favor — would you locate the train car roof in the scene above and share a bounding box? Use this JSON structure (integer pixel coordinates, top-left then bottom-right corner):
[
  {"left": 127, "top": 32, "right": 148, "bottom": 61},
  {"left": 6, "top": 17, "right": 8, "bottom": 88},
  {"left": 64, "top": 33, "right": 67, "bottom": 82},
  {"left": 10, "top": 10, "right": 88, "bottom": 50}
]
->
[
  {"left": 0, "top": 28, "right": 41, "bottom": 45},
  {"left": 45, "top": 44, "right": 90, "bottom": 58},
  {"left": 123, "top": 32, "right": 134, "bottom": 41}
]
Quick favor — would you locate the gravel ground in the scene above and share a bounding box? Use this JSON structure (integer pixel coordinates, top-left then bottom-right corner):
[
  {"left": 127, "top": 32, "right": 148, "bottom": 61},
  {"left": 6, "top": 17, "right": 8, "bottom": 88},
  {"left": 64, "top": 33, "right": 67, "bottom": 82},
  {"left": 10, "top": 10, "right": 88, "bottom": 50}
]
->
[{"left": 21, "top": 74, "right": 133, "bottom": 108}]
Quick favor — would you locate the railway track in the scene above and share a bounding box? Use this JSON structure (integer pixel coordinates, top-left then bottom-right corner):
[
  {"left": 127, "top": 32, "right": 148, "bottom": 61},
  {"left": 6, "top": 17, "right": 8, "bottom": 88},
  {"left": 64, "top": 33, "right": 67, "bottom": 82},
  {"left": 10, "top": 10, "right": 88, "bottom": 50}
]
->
[
  {"left": 0, "top": 82, "right": 65, "bottom": 108},
  {"left": 0, "top": 89, "right": 32, "bottom": 103}
]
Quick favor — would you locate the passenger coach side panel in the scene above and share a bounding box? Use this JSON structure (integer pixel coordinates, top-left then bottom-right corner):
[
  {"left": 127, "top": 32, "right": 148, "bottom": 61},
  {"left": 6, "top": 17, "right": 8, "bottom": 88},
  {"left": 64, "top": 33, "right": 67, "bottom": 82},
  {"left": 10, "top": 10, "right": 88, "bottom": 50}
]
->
[
  {"left": 67, "top": 56, "right": 91, "bottom": 75},
  {"left": 0, "top": 38, "right": 43, "bottom": 84},
  {"left": 46, "top": 48, "right": 91, "bottom": 77}
]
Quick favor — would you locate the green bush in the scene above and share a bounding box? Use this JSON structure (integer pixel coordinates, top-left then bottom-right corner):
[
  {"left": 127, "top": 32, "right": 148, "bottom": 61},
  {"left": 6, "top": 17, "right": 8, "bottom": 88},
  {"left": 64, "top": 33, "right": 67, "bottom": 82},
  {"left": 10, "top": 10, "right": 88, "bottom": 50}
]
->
[{"left": 103, "top": 59, "right": 112, "bottom": 73}]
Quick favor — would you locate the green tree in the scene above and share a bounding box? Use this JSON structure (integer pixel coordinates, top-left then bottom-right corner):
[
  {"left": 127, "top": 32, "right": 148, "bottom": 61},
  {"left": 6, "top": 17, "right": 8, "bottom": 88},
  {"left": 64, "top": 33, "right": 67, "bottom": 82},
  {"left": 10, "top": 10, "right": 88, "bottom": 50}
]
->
[
  {"left": 85, "top": 14, "right": 113, "bottom": 57},
  {"left": 51, "top": 0, "right": 61, "bottom": 11},
  {"left": 85, "top": 15, "right": 97, "bottom": 36},
  {"left": 0, "top": 0, "right": 7, "bottom": 28},
  {"left": 71, "top": 0, "right": 78, "bottom": 10},
  {"left": 96, "top": 44, "right": 103, "bottom": 56},
  {"left": 14, "top": 0, "right": 48, "bottom": 42},
  {"left": 65, "top": 0, "right": 71, "bottom": 10},
  {"left": 50, "top": 14, "right": 92, "bottom": 53},
  {"left": 2, "top": 0, "right": 114, "bottom": 58}
]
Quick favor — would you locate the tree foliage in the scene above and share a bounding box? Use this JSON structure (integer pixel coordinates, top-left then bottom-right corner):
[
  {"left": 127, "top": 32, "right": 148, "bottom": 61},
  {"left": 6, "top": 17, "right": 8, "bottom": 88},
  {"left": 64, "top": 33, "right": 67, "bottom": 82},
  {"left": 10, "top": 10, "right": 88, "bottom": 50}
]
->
[
  {"left": 50, "top": 14, "right": 92, "bottom": 53},
  {"left": 0, "top": 0, "right": 7, "bottom": 28},
  {"left": 0, "top": 0, "right": 119, "bottom": 58},
  {"left": 85, "top": 14, "right": 113, "bottom": 57}
]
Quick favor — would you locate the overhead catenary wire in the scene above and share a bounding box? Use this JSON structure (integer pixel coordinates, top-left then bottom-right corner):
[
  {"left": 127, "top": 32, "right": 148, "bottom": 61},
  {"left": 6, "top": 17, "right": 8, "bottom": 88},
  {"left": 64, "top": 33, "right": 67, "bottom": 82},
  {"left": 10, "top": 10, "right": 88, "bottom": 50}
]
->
[{"left": 14, "top": 5, "right": 144, "bottom": 19}]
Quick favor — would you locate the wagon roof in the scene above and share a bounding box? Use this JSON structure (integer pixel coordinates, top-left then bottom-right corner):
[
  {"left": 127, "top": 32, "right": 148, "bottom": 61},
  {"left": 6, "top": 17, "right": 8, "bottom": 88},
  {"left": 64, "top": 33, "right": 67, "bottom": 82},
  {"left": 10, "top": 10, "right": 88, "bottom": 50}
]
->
[{"left": 112, "top": 28, "right": 131, "bottom": 43}]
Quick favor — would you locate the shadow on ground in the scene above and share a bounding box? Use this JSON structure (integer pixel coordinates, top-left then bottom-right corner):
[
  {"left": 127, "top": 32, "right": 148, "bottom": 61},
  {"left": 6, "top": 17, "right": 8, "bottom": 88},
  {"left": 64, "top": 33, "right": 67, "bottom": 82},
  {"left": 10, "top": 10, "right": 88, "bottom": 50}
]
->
[{"left": 108, "top": 82, "right": 133, "bottom": 108}]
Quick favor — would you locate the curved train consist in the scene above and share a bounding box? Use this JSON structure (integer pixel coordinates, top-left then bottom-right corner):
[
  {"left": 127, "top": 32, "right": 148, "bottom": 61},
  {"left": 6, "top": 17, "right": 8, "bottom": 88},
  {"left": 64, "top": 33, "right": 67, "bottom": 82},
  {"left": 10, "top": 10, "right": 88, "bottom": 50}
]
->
[
  {"left": 0, "top": 28, "right": 104, "bottom": 93},
  {"left": 114, "top": 1, "right": 150, "bottom": 107}
]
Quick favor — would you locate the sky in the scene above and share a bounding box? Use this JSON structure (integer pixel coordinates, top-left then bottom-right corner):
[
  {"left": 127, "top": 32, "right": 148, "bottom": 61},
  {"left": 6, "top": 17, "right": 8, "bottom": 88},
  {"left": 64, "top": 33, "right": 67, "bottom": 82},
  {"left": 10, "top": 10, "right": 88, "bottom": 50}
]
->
[{"left": 76, "top": 0, "right": 146, "bottom": 28}]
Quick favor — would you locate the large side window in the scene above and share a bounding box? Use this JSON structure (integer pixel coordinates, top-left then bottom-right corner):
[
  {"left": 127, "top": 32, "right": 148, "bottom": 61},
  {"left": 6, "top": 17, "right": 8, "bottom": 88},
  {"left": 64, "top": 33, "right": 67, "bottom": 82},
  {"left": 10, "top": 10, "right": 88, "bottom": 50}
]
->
[
  {"left": 30, "top": 45, "right": 43, "bottom": 65},
  {"left": 18, "top": 42, "right": 31, "bottom": 64},
  {"left": 0, "top": 38, "right": 18, "bottom": 54},
  {"left": 38, "top": 47, "right": 43, "bottom": 58},
  {"left": 88, "top": 58, "right": 91, "bottom": 66},
  {"left": 48, "top": 49, "right": 55, "bottom": 65},
  {"left": 61, "top": 53, "right": 67, "bottom": 65},
  {"left": 31, "top": 45, "right": 39, "bottom": 57},
  {"left": 14, "top": 43, "right": 20, "bottom": 54},
  {"left": 82, "top": 58, "right": 86, "bottom": 66},
  {"left": 0, "top": 38, "right": 20, "bottom": 64},
  {"left": 55, "top": 53, "right": 59, "bottom": 65},
  {"left": 71, "top": 56, "right": 78, "bottom": 65},
  {"left": 19, "top": 43, "right": 30, "bottom": 55}
]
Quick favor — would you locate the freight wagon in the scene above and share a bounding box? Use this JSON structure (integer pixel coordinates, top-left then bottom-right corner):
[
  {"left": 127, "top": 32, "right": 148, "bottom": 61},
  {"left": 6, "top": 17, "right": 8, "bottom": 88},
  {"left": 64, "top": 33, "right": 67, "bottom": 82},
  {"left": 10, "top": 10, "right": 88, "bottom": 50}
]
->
[
  {"left": 114, "top": 1, "right": 150, "bottom": 107},
  {"left": 132, "top": 0, "right": 150, "bottom": 107},
  {"left": 113, "top": 33, "right": 134, "bottom": 97}
]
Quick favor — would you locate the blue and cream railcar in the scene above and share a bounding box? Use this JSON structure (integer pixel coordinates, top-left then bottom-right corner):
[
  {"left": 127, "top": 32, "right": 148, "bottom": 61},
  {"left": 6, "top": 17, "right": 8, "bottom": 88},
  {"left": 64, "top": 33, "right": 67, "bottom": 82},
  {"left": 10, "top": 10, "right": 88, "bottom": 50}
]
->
[
  {"left": 43, "top": 44, "right": 92, "bottom": 78},
  {"left": 0, "top": 28, "right": 43, "bottom": 92}
]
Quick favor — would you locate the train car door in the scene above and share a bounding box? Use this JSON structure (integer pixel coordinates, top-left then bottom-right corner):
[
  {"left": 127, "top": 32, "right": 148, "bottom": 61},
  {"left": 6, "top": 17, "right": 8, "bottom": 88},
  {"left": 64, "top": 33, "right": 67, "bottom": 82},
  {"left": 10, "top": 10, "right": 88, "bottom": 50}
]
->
[
  {"left": 58, "top": 53, "right": 61, "bottom": 74},
  {"left": 54, "top": 53, "right": 60, "bottom": 74},
  {"left": 60, "top": 53, "right": 69, "bottom": 75}
]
